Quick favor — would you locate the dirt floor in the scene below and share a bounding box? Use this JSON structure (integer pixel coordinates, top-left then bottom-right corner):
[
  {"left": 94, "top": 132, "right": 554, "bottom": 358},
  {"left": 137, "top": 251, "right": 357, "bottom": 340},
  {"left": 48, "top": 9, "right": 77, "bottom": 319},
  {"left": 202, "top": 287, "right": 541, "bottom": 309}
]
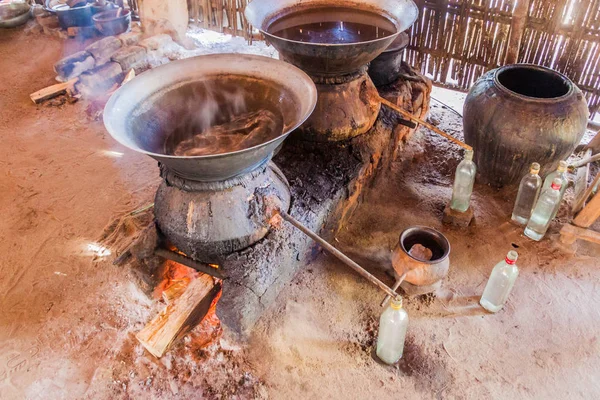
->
[{"left": 1, "top": 28, "right": 599, "bottom": 400}]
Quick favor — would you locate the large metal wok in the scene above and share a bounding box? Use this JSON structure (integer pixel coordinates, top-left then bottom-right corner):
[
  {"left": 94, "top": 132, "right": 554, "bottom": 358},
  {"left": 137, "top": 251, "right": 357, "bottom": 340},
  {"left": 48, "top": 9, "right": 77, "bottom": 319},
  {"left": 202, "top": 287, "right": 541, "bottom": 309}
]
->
[
  {"left": 245, "top": 0, "right": 418, "bottom": 76},
  {"left": 103, "top": 54, "right": 317, "bottom": 182}
]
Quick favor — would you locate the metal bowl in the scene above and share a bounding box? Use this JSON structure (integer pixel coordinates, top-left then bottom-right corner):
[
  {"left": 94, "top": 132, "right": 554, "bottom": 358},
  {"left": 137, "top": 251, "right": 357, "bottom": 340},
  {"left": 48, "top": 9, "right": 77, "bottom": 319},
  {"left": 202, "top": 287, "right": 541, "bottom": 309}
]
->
[
  {"left": 93, "top": 8, "right": 131, "bottom": 36},
  {"left": 0, "top": 2, "right": 31, "bottom": 28},
  {"left": 103, "top": 54, "right": 317, "bottom": 182},
  {"left": 245, "top": 0, "right": 418, "bottom": 76}
]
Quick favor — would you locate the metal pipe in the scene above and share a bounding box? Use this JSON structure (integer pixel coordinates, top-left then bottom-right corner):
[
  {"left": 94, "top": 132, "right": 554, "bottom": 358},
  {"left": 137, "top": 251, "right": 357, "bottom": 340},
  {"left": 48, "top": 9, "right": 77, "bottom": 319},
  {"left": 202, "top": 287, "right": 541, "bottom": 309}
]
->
[
  {"left": 380, "top": 272, "right": 407, "bottom": 307},
  {"left": 155, "top": 248, "right": 225, "bottom": 280},
  {"left": 279, "top": 211, "right": 399, "bottom": 299}
]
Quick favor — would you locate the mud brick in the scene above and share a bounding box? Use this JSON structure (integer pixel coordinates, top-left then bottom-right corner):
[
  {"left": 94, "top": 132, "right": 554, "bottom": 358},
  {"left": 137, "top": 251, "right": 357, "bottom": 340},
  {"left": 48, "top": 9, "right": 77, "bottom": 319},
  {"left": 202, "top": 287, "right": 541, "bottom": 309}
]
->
[
  {"left": 54, "top": 51, "right": 95, "bottom": 80},
  {"left": 111, "top": 45, "right": 147, "bottom": 71},
  {"left": 85, "top": 36, "right": 123, "bottom": 65},
  {"left": 442, "top": 204, "right": 474, "bottom": 228},
  {"left": 118, "top": 31, "right": 143, "bottom": 46},
  {"left": 78, "top": 62, "right": 123, "bottom": 96}
]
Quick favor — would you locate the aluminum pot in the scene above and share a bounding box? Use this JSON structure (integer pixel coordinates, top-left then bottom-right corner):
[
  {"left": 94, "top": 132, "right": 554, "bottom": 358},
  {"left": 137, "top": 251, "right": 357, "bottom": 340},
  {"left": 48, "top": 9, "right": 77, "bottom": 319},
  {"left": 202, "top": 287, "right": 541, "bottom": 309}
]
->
[
  {"left": 391, "top": 226, "right": 450, "bottom": 295},
  {"left": 368, "top": 32, "right": 409, "bottom": 86},
  {"left": 463, "top": 64, "right": 589, "bottom": 186}
]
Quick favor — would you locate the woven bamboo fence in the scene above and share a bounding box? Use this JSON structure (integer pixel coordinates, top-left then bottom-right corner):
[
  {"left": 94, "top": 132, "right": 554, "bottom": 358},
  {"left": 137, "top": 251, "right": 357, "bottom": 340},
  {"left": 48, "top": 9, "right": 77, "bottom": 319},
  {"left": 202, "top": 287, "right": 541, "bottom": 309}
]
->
[
  {"left": 185, "top": 0, "right": 600, "bottom": 116},
  {"left": 405, "top": 0, "right": 600, "bottom": 116},
  {"left": 186, "top": 0, "right": 254, "bottom": 39}
]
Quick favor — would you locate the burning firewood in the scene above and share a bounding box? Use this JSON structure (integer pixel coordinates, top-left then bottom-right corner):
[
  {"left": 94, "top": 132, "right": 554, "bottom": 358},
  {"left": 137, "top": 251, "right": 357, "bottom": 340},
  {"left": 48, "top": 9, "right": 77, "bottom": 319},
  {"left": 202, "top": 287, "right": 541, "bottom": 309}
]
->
[{"left": 136, "top": 274, "right": 221, "bottom": 358}]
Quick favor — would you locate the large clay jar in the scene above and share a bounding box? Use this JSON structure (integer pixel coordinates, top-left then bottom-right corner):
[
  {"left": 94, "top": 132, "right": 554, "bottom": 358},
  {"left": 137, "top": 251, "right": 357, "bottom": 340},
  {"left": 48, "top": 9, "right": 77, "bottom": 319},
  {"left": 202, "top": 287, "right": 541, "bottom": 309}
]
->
[{"left": 463, "top": 64, "right": 589, "bottom": 186}]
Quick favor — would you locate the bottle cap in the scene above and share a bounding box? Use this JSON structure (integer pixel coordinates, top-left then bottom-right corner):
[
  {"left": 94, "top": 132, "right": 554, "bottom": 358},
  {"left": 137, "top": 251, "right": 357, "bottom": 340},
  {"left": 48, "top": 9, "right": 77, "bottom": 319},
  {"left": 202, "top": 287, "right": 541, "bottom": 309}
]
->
[
  {"left": 390, "top": 297, "right": 403, "bottom": 310},
  {"left": 465, "top": 150, "right": 474, "bottom": 161},
  {"left": 557, "top": 160, "right": 567, "bottom": 173},
  {"left": 530, "top": 162, "right": 540, "bottom": 174},
  {"left": 550, "top": 177, "right": 562, "bottom": 190},
  {"left": 505, "top": 250, "right": 518, "bottom": 265}
]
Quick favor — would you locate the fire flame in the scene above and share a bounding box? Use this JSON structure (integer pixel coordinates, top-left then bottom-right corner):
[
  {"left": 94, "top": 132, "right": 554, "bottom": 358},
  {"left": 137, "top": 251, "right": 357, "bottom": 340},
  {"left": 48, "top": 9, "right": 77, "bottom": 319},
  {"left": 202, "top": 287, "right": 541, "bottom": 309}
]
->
[{"left": 155, "top": 259, "right": 223, "bottom": 349}]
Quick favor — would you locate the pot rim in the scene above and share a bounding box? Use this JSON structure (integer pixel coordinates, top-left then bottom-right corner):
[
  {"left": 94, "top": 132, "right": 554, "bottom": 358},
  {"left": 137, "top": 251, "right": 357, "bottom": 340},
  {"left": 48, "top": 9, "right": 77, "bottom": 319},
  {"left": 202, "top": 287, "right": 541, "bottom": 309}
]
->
[
  {"left": 399, "top": 225, "right": 451, "bottom": 265},
  {"left": 93, "top": 8, "right": 130, "bottom": 23},
  {"left": 493, "top": 63, "right": 574, "bottom": 103}
]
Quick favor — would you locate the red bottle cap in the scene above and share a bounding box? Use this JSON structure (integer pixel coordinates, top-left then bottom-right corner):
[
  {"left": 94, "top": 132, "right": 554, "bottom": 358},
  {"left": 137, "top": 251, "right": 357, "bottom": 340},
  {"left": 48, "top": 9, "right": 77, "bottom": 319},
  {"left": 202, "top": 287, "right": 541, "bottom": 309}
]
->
[{"left": 505, "top": 250, "right": 518, "bottom": 265}]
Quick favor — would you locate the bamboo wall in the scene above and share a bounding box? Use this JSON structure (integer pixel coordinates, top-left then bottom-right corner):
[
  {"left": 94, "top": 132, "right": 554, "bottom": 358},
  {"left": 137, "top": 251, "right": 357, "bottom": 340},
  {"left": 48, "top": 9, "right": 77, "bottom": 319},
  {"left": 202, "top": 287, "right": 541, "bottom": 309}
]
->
[{"left": 184, "top": 0, "right": 600, "bottom": 115}]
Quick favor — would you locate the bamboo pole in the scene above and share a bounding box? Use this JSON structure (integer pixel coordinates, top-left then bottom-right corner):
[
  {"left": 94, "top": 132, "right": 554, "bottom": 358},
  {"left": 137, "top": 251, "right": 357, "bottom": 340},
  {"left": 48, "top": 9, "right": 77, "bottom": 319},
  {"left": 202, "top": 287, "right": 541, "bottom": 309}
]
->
[{"left": 378, "top": 96, "right": 473, "bottom": 151}]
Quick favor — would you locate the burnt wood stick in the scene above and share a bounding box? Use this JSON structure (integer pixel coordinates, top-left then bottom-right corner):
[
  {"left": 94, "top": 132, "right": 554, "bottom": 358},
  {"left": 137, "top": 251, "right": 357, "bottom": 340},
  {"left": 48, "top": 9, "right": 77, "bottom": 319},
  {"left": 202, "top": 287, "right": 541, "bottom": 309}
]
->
[
  {"left": 378, "top": 96, "right": 473, "bottom": 151},
  {"left": 279, "top": 212, "right": 398, "bottom": 299}
]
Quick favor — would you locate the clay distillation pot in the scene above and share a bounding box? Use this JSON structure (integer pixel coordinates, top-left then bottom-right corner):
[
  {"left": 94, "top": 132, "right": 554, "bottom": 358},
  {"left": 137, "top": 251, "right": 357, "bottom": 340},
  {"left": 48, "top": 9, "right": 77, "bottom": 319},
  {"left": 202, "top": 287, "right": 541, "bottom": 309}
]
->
[
  {"left": 463, "top": 64, "right": 589, "bottom": 186},
  {"left": 391, "top": 226, "right": 450, "bottom": 295}
]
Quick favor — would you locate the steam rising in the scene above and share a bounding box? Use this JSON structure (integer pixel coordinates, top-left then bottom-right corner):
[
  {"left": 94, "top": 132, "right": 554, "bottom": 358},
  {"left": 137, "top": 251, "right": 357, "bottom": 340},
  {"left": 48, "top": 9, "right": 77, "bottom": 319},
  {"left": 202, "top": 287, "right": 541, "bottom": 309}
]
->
[{"left": 163, "top": 81, "right": 283, "bottom": 156}]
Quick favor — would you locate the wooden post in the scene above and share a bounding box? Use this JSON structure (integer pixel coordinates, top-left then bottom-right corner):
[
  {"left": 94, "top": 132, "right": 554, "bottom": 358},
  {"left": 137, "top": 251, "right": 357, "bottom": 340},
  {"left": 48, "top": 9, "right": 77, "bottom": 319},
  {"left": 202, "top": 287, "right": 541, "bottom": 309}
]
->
[{"left": 505, "top": 0, "right": 531, "bottom": 64}]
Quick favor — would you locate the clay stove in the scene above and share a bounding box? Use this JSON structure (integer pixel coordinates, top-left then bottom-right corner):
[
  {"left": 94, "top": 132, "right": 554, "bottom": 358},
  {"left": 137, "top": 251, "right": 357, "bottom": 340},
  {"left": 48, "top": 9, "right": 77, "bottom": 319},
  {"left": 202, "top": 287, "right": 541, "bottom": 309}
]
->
[
  {"left": 245, "top": 0, "right": 418, "bottom": 141},
  {"left": 103, "top": 53, "right": 316, "bottom": 305}
]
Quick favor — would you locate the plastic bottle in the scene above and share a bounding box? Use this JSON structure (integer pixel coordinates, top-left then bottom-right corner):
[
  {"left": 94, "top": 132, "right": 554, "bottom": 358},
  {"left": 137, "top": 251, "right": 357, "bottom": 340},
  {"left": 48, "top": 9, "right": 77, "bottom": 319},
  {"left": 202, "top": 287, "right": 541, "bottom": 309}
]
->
[
  {"left": 524, "top": 178, "right": 562, "bottom": 241},
  {"left": 376, "top": 297, "right": 408, "bottom": 364},
  {"left": 541, "top": 160, "right": 568, "bottom": 219},
  {"left": 511, "top": 162, "right": 542, "bottom": 225},
  {"left": 480, "top": 250, "right": 519, "bottom": 313},
  {"left": 450, "top": 150, "right": 477, "bottom": 212}
]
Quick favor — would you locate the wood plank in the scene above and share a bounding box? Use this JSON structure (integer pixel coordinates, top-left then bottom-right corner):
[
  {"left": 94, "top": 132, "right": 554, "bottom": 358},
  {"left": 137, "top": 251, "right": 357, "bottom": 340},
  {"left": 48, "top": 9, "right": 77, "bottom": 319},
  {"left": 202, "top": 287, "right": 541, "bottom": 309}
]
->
[
  {"left": 30, "top": 78, "right": 78, "bottom": 104},
  {"left": 560, "top": 223, "right": 600, "bottom": 245},
  {"left": 572, "top": 173, "right": 600, "bottom": 218},
  {"left": 573, "top": 182, "right": 600, "bottom": 228},
  {"left": 136, "top": 274, "right": 220, "bottom": 358}
]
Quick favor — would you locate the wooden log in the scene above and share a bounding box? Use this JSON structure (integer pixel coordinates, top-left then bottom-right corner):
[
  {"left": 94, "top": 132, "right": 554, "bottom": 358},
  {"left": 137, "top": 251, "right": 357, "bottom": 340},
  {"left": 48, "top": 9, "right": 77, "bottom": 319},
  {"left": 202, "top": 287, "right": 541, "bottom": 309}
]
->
[
  {"left": 30, "top": 79, "right": 78, "bottom": 104},
  {"left": 162, "top": 278, "right": 190, "bottom": 304},
  {"left": 560, "top": 223, "right": 600, "bottom": 245},
  {"left": 136, "top": 274, "right": 221, "bottom": 358}
]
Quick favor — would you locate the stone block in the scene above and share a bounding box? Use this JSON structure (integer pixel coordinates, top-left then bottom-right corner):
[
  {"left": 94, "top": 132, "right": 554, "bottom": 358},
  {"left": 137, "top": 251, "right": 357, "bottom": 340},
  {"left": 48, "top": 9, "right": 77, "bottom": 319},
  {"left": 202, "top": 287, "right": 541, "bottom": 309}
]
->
[
  {"left": 54, "top": 51, "right": 95, "bottom": 80},
  {"left": 78, "top": 62, "right": 123, "bottom": 96},
  {"left": 118, "top": 31, "right": 143, "bottom": 46},
  {"left": 442, "top": 204, "right": 474, "bottom": 228},
  {"left": 85, "top": 36, "right": 123, "bottom": 65},
  {"left": 111, "top": 45, "right": 147, "bottom": 71},
  {"left": 139, "top": 34, "right": 174, "bottom": 52}
]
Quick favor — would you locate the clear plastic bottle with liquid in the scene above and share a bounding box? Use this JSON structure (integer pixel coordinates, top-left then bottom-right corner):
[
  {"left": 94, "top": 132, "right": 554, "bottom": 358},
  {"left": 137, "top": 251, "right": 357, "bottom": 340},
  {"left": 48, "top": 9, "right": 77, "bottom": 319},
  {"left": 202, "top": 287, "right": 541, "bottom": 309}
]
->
[
  {"left": 376, "top": 297, "right": 408, "bottom": 364},
  {"left": 524, "top": 178, "right": 562, "bottom": 241},
  {"left": 480, "top": 250, "right": 519, "bottom": 313},
  {"left": 511, "top": 162, "right": 542, "bottom": 225},
  {"left": 541, "top": 160, "right": 568, "bottom": 219},
  {"left": 450, "top": 150, "right": 477, "bottom": 212}
]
